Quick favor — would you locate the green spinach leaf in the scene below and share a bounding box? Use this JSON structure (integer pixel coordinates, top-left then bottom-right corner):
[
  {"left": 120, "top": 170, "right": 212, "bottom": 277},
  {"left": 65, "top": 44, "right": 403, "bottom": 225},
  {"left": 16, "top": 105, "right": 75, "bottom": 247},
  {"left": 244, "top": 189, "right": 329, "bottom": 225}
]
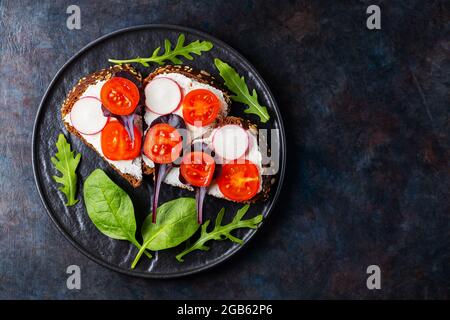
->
[
  {"left": 83, "top": 169, "right": 152, "bottom": 259},
  {"left": 131, "top": 197, "right": 199, "bottom": 269}
]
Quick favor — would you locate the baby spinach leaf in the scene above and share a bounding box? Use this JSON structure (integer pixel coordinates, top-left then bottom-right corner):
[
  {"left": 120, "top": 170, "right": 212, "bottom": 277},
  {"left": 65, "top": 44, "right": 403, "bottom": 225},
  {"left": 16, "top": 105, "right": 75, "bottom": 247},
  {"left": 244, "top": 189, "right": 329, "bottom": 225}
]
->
[
  {"left": 83, "top": 169, "right": 152, "bottom": 259},
  {"left": 51, "top": 134, "right": 81, "bottom": 206},
  {"left": 176, "top": 205, "right": 263, "bottom": 262},
  {"left": 131, "top": 197, "right": 199, "bottom": 269}
]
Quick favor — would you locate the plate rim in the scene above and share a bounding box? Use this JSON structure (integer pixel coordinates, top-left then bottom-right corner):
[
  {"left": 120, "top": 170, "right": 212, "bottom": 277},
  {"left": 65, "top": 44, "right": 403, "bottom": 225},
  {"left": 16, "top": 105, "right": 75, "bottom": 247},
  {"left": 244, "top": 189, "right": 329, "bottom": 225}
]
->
[{"left": 31, "top": 24, "right": 286, "bottom": 279}]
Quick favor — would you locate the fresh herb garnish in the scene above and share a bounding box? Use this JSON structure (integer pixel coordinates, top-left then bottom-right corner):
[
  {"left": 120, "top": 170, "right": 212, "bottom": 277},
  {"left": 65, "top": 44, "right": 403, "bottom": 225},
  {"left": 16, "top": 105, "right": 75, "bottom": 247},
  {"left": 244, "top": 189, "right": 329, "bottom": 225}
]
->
[
  {"left": 152, "top": 163, "right": 173, "bottom": 223},
  {"left": 148, "top": 114, "right": 187, "bottom": 223},
  {"left": 83, "top": 169, "right": 152, "bottom": 260},
  {"left": 179, "top": 143, "right": 217, "bottom": 224},
  {"left": 195, "top": 186, "right": 207, "bottom": 224},
  {"left": 214, "top": 58, "right": 270, "bottom": 123},
  {"left": 51, "top": 134, "right": 81, "bottom": 206},
  {"left": 108, "top": 34, "right": 213, "bottom": 67},
  {"left": 176, "top": 205, "right": 263, "bottom": 262},
  {"left": 131, "top": 198, "right": 200, "bottom": 269},
  {"left": 101, "top": 106, "right": 138, "bottom": 145}
]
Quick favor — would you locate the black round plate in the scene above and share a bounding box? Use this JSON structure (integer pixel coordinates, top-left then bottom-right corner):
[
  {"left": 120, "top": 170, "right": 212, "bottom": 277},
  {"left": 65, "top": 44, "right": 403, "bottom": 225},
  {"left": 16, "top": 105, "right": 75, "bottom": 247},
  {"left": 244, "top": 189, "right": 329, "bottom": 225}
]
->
[{"left": 32, "top": 25, "right": 286, "bottom": 278}]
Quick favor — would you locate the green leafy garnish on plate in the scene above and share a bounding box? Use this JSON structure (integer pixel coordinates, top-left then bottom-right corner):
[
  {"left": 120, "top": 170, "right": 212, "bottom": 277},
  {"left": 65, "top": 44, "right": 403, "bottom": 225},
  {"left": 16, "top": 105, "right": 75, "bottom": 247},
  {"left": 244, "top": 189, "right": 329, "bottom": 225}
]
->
[
  {"left": 176, "top": 205, "right": 263, "bottom": 262},
  {"left": 51, "top": 134, "right": 81, "bottom": 206},
  {"left": 214, "top": 58, "right": 270, "bottom": 123},
  {"left": 131, "top": 197, "right": 200, "bottom": 269},
  {"left": 83, "top": 169, "right": 152, "bottom": 260},
  {"left": 108, "top": 34, "right": 213, "bottom": 66}
]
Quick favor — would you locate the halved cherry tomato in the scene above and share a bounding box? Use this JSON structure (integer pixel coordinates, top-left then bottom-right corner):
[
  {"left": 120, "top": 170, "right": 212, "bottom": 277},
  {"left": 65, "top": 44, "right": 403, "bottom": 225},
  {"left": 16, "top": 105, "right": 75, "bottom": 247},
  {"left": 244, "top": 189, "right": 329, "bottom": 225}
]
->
[
  {"left": 216, "top": 160, "right": 261, "bottom": 202},
  {"left": 101, "top": 121, "right": 142, "bottom": 160},
  {"left": 180, "top": 151, "right": 216, "bottom": 187},
  {"left": 143, "top": 123, "right": 182, "bottom": 164},
  {"left": 100, "top": 77, "right": 140, "bottom": 115},
  {"left": 182, "top": 89, "right": 220, "bottom": 127}
]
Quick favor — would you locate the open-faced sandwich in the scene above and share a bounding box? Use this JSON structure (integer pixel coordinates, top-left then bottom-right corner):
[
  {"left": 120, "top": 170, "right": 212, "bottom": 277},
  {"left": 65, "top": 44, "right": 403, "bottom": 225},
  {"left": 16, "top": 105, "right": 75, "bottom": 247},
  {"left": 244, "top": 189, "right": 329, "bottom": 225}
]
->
[
  {"left": 61, "top": 65, "right": 144, "bottom": 187},
  {"left": 61, "top": 64, "right": 274, "bottom": 223},
  {"left": 141, "top": 65, "right": 273, "bottom": 223}
]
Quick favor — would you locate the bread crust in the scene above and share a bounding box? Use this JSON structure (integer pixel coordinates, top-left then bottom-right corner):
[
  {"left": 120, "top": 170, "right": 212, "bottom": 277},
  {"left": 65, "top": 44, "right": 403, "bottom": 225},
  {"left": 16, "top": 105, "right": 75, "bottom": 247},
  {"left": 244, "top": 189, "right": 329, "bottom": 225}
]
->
[
  {"left": 142, "top": 160, "right": 155, "bottom": 175},
  {"left": 61, "top": 64, "right": 143, "bottom": 187}
]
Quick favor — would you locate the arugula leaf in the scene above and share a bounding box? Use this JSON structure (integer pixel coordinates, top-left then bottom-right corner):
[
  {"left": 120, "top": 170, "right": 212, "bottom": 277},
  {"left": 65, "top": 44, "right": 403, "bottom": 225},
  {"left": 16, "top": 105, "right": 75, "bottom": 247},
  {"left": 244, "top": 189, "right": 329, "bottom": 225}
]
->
[
  {"left": 83, "top": 169, "right": 152, "bottom": 260},
  {"left": 131, "top": 197, "right": 199, "bottom": 269},
  {"left": 108, "top": 34, "right": 213, "bottom": 67},
  {"left": 214, "top": 58, "right": 270, "bottom": 123},
  {"left": 51, "top": 134, "right": 81, "bottom": 206},
  {"left": 176, "top": 205, "right": 263, "bottom": 262}
]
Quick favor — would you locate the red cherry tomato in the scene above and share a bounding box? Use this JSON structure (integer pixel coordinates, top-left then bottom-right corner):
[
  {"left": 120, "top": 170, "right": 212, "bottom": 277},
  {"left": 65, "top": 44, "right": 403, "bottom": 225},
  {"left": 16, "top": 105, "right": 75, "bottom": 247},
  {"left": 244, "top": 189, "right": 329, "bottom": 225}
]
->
[
  {"left": 101, "top": 121, "right": 142, "bottom": 160},
  {"left": 100, "top": 77, "right": 140, "bottom": 115},
  {"left": 180, "top": 151, "right": 216, "bottom": 187},
  {"left": 143, "top": 123, "right": 182, "bottom": 164},
  {"left": 216, "top": 160, "right": 261, "bottom": 201},
  {"left": 182, "top": 89, "right": 220, "bottom": 127}
]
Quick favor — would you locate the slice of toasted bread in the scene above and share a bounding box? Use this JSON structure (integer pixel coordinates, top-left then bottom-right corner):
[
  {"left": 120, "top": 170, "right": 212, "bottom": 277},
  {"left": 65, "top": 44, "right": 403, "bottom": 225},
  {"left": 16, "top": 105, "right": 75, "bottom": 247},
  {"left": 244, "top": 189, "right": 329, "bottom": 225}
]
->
[
  {"left": 61, "top": 64, "right": 143, "bottom": 187},
  {"left": 142, "top": 64, "right": 231, "bottom": 175}
]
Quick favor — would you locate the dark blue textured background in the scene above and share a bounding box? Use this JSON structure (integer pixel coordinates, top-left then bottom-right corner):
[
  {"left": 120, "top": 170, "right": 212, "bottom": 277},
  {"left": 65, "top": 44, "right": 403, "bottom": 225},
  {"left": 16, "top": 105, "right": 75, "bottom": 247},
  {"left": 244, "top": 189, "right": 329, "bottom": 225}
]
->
[{"left": 0, "top": 0, "right": 449, "bottom": 299}]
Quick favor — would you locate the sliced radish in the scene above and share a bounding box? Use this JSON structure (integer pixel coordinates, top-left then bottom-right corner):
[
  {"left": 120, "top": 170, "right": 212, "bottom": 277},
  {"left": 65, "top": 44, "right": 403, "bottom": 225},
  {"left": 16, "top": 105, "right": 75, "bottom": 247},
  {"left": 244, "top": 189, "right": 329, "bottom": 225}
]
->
[
  {"left": 145, "top": 77, "right": 182, "bottom": 115},
  {"left": 212, "top": 125, "right": 249, "bottom": 160},
  {"left": 70, "top": 96, "right": 109, "bottom": 135}
]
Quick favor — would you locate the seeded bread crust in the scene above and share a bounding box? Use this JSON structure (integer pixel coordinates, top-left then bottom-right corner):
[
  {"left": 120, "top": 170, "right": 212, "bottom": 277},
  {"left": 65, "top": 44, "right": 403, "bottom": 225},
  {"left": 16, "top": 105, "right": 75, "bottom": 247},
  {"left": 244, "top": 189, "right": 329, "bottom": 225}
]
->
[
  {"left": 142, "top": 64, "right": 231, "bottom": 176},
  {"left": 61, "top": 64, "right": 143, "bottom": 187},
  {"left": 143, "top": 159, "right": 156, "bottom": 175}
]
